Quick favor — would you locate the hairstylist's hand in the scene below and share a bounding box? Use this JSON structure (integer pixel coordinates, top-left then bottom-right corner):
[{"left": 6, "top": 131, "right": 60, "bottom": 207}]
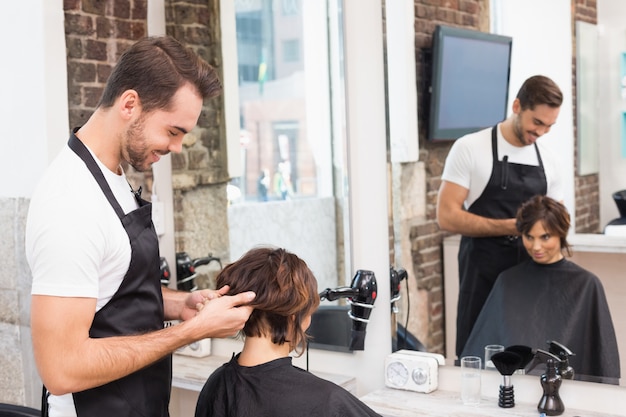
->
[
  {"left": 179, "top": 285, "right": 232, "bottom": 321},
  {"left": 193, "top": 290, "right": 256, "bottom": 338}
]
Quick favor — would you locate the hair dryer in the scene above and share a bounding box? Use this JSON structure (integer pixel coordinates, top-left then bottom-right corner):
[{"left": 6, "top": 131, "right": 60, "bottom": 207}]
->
[{"left": 319, "top": 269, "right": 377, "bottom": 350}]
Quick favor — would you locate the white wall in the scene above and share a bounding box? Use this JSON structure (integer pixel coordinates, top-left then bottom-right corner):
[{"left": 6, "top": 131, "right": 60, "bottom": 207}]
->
[
  {"left": 290, "top": 0, "right": 392, "bottom": 396},
  {"left": 493, "top": 0, "right": 575, "bottom": 222},
  {"left": 0, "top": 0, "right": 68, "bottom": 198},
  {"left": 598, "top": 0, "right": 626, "bottom": 227},
  {"left": 385, "top": 0, "right": 419, "bottom": 163}
]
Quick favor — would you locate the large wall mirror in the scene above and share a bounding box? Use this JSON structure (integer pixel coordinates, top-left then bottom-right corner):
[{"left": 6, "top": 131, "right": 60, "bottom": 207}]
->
[
  {"left": 226, "top": 0, "right": 352, "bottom": 293},
  {"left": 219, "top": 0, "right": 392, "bottom": 395},
  {"left": 156, "top": 0, "right": 351, "bottom": 293}
]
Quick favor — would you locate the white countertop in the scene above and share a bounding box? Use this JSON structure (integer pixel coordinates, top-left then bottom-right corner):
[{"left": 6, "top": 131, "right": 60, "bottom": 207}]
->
[
  {"left": 568, "top": 232, "right": 626, "bottom": 253},
  {"left": 444, "top": 232, "right": 626, "bottom": 254},
  {"left": 173, "top": 352, "right": 626, "bottom": 416},
  {"left": 172, "top": 347, "right": 626, "bottom": 416},
  {"left": 362, "top": 365, "right": 626, "bottom": 417},
  {"left": 172, "top": 352, "right": 357, "bottom": 394},
  {"left": 360, "top": 387, "right": 622, "bottom": 417}
]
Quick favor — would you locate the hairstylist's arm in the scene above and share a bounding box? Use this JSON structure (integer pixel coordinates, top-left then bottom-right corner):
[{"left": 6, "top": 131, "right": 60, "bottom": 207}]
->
[
  {"left": 436, "top": 180, "right": 517, "bottom": 237},
  {"left": 31, "top": 290, "right": 254, "bottom": 395}
]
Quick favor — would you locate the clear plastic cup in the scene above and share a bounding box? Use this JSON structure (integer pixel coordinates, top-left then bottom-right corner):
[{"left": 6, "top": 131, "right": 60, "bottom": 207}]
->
[{"left": 461, "top": 356, "right": 482, "bottom": 405}]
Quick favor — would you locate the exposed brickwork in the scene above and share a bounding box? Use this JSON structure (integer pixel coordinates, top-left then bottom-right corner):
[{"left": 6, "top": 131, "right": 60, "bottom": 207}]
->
[
  {"left": 164, "top": 0, "right": 230, "bottom": 258},
  {"left": 164, "top": 0, "right": 226, "bottom": 183},
  {"left": 64, "top": 0, "right": 147, "bottom": 129},
  {"left": 572, "top": 0, "right": 600, "bottom": 233},
  {"left": 63, "top": 0, "right": 148, "bottom": 192}
]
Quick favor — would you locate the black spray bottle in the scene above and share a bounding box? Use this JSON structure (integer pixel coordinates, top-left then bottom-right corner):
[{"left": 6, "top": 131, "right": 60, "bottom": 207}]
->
[
  {"left": 537, "top": 358, "right": 564, "bottom": 416},
  {"left": 548, "top": 340, "right": 575, "bottom": 380}
]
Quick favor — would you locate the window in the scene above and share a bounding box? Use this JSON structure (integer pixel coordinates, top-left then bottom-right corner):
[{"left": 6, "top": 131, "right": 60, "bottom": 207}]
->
[
  {"left": 281, "top": 0, "right": 299, "bottom": 16},
  {"left": 232, "top": 0, "right": 331, "bottom": 202},
  {"left": 226, "top": 1, "right": 349, "bottom": 291},
  {"left": 282, "top": 39, "right": 300, "bottom": 62}
]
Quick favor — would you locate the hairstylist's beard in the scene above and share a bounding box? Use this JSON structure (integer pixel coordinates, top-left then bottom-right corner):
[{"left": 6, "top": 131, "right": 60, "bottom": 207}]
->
[
  {"left": 125, "top": 116, "right": 150, "bottom": 172},
  {"left": 512, "top": 115, "right": 527, "bottom": 146}
]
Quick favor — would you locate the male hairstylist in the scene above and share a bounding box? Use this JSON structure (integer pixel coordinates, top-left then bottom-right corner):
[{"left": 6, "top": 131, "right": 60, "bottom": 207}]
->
[
  {"left": 436, "top": 75, "right": 564, "bottom": 358},
  {"left": 26, "top": 36, "right": 255, "bottom": 417}
]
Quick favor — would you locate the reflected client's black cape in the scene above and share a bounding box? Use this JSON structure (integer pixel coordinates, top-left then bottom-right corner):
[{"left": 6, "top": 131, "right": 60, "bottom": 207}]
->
[{"left": 461, "top": 258, "right": 620, "bottom": 384}]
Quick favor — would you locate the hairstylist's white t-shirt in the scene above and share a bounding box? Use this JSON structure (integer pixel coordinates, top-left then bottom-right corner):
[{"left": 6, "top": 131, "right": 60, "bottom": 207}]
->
[{"left": 26, "top": 143, "right": 139, "bottom": 417}]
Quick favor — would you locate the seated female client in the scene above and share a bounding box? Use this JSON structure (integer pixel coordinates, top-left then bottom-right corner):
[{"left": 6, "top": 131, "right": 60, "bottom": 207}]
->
[
  {"left": 194, "top": 246, "right": 381, "bottom": 417},
  {"left": 461, "top": 195, "right": 620, "bottom": 383}
]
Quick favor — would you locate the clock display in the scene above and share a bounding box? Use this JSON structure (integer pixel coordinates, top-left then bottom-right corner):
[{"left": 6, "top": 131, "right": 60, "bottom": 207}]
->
[
  {"left": 384, "top": 350, "right": 444, "bottom": 393},
  {"left": 386, "top": 360, "right": 409, "bottom": 387}
]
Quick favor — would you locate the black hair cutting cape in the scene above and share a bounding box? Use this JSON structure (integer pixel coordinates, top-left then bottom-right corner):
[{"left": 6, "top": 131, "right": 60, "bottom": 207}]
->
[
  {"left": 460, "top": 258, "right": 620, "bottom": 384},
  {"left": 195, "top": 354, "right": 382, "bottom": 417}
]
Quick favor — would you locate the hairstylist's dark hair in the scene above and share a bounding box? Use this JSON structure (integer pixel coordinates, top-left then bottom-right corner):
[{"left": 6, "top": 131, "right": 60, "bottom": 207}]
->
[
  {"left": 516, "top": 195, "right": 571, "bottom": 256},
  {"left": 98, "top": 36, "right": 222, "bottom": 112},
  {"left": 216, "top": 247, "right": 320, "bottom": 356},
  {"left": 516, "top": 75, "right": 563, "bottom": 111}
]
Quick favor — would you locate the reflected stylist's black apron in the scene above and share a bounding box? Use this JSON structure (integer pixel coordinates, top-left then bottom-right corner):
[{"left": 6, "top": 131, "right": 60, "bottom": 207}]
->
[
  {"left": 455, "top": 126, "right": 547, "bottom": 357},
  {"left": 67, "top": 132, "right": 171, "bottom": 417}
]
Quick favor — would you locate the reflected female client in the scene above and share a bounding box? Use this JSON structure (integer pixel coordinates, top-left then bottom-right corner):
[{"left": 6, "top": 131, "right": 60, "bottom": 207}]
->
[{"left": 461, "top": 195, "right": 620, "bottom": 383}]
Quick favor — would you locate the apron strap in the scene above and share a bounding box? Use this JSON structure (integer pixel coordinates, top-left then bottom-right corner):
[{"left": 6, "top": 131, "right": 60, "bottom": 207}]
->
[
  {"left": 41, "top": 385, "right": 49, "bottom": 417},
  {"left": 68, "top": 132, "right": 126, "bottom": 220},
  {"left": 491, "top": 124, "right": 544, "bottom": 168}
]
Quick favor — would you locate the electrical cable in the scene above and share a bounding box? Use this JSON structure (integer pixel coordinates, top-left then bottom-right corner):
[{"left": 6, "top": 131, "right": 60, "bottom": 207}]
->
[
  {"left": 306, "top": 339, "right": 309, "bottom": 371},
  {"left": 402, "top": 276, "right": 410, "bottom": 350}
]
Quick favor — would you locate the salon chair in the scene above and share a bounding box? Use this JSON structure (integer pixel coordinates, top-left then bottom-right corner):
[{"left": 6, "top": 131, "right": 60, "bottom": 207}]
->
[
  {"left": 604, "top": 189, "right": 626, "bottom": 235},
  {"left": 0, "top": 403, "right": 40, "bottom": 417}
]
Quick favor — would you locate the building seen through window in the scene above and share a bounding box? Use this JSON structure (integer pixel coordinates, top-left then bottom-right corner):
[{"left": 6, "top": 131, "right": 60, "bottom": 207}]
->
[{"left": 232, "top": 0, "right": 325, "bottom": 203}]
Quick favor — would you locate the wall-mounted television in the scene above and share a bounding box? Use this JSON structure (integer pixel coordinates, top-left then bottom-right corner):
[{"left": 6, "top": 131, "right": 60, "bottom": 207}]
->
[{"left": 428, "top": 25, "right": 512, "bottom": 141}]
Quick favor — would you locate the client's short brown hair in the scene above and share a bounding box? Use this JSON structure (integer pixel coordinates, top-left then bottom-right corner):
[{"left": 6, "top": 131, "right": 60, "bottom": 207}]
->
[{"left": 216, "top": 246, "right": 320, "bottom": 355}]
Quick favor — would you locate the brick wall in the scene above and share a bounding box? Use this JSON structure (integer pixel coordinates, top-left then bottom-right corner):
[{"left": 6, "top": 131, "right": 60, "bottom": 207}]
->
[
  {"left": 64, "top": 0, "right": 148, "bottom": 128},
  {"left": 164, "top": 0, "right": 231, "bottom": 260},
  {"left": 64, "top": 0, "right": 149, "bottom": 192}
]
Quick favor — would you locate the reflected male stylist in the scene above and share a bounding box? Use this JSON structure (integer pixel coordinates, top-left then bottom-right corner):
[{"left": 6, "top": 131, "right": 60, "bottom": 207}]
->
[
  {"left": 25, "top": 36, "right": 255, "bottom": 417},
  {"left": 436, "top": 75, "right": 564, "bottom": 359}
]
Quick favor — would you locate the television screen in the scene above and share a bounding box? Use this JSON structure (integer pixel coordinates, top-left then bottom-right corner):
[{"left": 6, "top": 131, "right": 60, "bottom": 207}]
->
[{"left": 428, "top": 25, "right": 512, "bottom": 141}]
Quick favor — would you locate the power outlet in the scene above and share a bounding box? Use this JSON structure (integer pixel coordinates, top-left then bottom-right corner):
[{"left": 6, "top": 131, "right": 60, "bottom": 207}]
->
[
  {"left": 164, "top": 320, "right": 212, "bottom": 357},
  {"left": 175, "top": 338, "right": 212, "bottom": 357}
]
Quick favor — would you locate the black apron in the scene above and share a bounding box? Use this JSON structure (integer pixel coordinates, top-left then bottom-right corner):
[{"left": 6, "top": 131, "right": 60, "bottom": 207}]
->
[
  {"left": 65, "top": 132, "right": 171, "bottom": 416},
  {"left": 455, "top": 125, "right": 547, "bottom": 357}
]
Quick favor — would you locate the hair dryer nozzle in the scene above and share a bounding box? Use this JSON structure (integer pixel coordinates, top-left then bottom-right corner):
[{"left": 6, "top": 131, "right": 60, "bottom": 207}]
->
[
  {"left": 317, "top": 270, "right": 377, "bottom": 351},
  {"left": 390, "top": 266, "right": 407, "bottom": 302},
  {"left": 348, "top": 270, "right": 377, "bottom": 350}
]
